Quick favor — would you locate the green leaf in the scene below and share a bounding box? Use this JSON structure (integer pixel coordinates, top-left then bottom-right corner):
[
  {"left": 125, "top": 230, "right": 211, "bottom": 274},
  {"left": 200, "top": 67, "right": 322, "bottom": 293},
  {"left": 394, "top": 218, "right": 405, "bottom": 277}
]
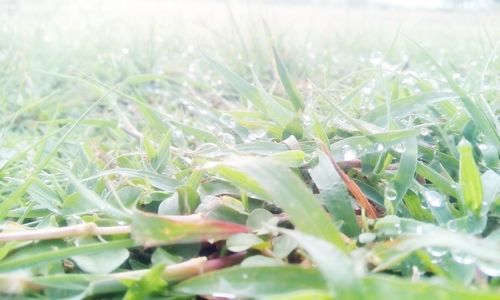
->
[
  {"left": 392, "top": 138, "right": 418, "bottom": 210},
  {"left": 282, "top": 229, "right": 361, "bottom": 300},
  {"left": 150, "top": 130, "right": 171, "bottom": 173},
  {"left": 87, "top": 168, "right": 180, "bottom": 192},
  {"left": 27, "top": 179, "right": 62, "bottom": 214},
  {"left": 403, "top": 191, "right": 433, "bottom": 222},
  {"left": 131, "top": 210, "right": 249, "bottom": 246},
  {"left": 415, "top": 162, "right": 458, "bottom": 198},
  {"left": 211, "top": 156, "right": 346, "bottom": 251},
  {"left": 65, "top": 172, "right": 129, "bottom": 219},
  {"left": 363, "top": 274, "right": 500, "bottom": 300},
  {"left": 282, "top": 116, "right": 304, "bottom": 140},
  {"left": 226, "top": 233, "right": 265, "bottom": 252},
  {"left": 311, "top": 115, "right": 330, "bottom": 145},
  {"left": 481, "top": 170, "right": 500, "bottom": 215},
  {"left": 309, "top": 151, "right": 359, "bottom": 237},
  {"left": 123, "top": 263, "right": 167, "bottom": 300},
  {"left": 176, "top": 186, "right": 200, "bottom": 215},
  {"left": 373, "top": 217, "right": 500, "bottom": 271},
  {"left": 458, "top": 139, "right": 483, "bottom": 215},
  {"left": 252, "top": 70, "right": 294, "bottom": 127},
  {"left": 174, "top": 265, "right": 327, "bottom": 298},
  {"left": 204, "top": 55, "right": 263, "bottom": 109},
  {"left": 0, "top": 239, "right": 134, "bottom": 271},
  {"left": 71, "top": 239, "right": 129, "bottom": 274},
  {"left": 362, "top": 92, "right": 454, "bottom": 124},
  {"left": 272, "top": 47, "right": 305, "bottom": 111},
  {"left": 331, "top": 129, "right": 418, "bottom": 153},
  {"left": 268, "top": 150, "right": 305, "bottom": 167}
]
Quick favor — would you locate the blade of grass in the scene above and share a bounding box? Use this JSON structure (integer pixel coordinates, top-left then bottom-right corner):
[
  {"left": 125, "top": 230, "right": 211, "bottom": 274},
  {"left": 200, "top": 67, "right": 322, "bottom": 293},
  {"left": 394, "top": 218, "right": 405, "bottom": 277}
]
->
[
  {"left": 272, "top": 47, "right": 305, "bottom": 111},
  {"left": 458, "top": 139, "right": 483, "bottom": 215},
  {"left": 210, "top": 156, "right": 347, "bottom": 250}
]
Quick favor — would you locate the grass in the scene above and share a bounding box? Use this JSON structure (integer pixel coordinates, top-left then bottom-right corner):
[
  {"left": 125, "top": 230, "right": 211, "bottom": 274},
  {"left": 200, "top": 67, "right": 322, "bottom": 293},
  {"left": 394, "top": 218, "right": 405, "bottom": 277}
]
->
[{"left": 0, "top": 0, "right": 499, "bottom": 299}]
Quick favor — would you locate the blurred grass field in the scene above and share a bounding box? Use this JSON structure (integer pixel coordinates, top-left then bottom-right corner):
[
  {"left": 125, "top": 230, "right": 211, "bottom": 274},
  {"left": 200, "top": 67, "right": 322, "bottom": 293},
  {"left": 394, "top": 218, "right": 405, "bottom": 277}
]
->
[{"left": 0, "top": 0, "right": 499, "bottom": 299}]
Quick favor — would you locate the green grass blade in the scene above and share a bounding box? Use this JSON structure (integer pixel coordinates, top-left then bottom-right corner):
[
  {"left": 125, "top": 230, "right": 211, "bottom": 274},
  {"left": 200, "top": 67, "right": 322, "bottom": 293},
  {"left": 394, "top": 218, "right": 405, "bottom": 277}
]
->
[
  {"left": 458, "top": 139, "right": 483, "bottom": 215},
  {"left": 0, "top": 239, "right": 134, "bottom": 271},
  {"left": 174, "top": 266, "right": 327, "bottom": 298},
  {"left": 272, "top": 47, "right": 305, "bottom": 112},
  {"left": 309, "top": 151, "right": 360, "bottom": 237},
  {"left": 211, "top": 156, "right": 346, "bottom": 251},
  {"left": 282, "top": 229, "right": 361, "bottom": 299},
  {"left": 392, "top": 138, "right": 418, "bottom": 210}
]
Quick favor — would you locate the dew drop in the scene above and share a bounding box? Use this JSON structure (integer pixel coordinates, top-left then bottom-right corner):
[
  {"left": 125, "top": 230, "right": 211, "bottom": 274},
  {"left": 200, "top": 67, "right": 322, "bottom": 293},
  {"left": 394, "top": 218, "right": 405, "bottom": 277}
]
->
[
  {"left": 477, "top": 144, "right": 488, "bottom": 151},
  {"left": 423, "top": 190, "right": 444, "bottom": 208},
  {"left": 219, "top": 133, "right": 236, "bottom": 149},
  {"left": 384, "top": 186, "right": 397, "bottom": 202},
  {"left": 369, "top": 51, "right": 383, "bottom": 66},
  {"left": 206, "top": 123, "right": 217, "bottom": 131},
  {"left": 451, "top": 250, "right": 476, "bottom": 265},
  {"left": 393, "top": 222, "right": 402, "bottom": 234},
  {"left": 420, "top": 127, "right": 432, "bottom": 136},
  {"left": 402, "top": 77, "right": 416, "bottom": 86},
  {"left": 358, "top": 232, "right": 376, "bottom": 244},
  {"left": 446, "top": 219, "right": 459, "bottom": 232},
  {"left": 249, "top": 127, "right": 267, "bottom": 139},
  {"left": 221, "top": 114, "right": 237, "bottom": 128},
  {"left": 478, "top": 261, "right": 500, "bottom": 276},
  {"left": 361, "top": 86, "right": 372, "bottom": 95},
  {"left": 172, "top": 128, "right": 186, "bottom": 147},
  {"left": 303, "top": 115, "right": 312, "bottom": 127},
  {"left": 427, "top": 247, "right": 447, "bottom": 257},
  {"left": 394, "top": 143, "right": 406, "bottom": 153},
  {"left": 342, "top": 145, "right": 357, "bottom": 161},
  {"left": 375, "top": 143, "right": 384, "bottom": 152},
  {"left": 213, "top": 293, "right": 236, "bottom": 299}
]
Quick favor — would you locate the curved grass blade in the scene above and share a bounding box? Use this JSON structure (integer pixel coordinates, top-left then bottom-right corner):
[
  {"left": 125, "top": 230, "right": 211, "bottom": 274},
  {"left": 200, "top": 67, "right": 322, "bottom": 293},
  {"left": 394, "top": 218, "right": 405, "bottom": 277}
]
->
[
  {"left": 363, "top": 274, "right": 500, "bottom": 300},
  {"left": 481, "top": 170, "right": 500, "bottom": 215},
  {"left": 84, "top": 168, "right": 180, "bottom": 193},
  {"left": 272, "top": 47, "right": 305, "bottom": 112},
  {"left": 174, "top": 265, "right": 327, "bottom": 298},
  {"left": 362, "top": 92, "right": 455, "bottom": 124},
  {"left": 211, "top": 156, "right": 346, "bottom": 250},
  {"left": 282, "top": 229, "right": 362, "bottom": 300},
  {"left": 331, "top": 129, "right": 418, "bottom": 153},
  {"left": 319, "top": 144, "right": 378, "bottom": 219},
  {"left": 392, "top": 138, "right": 418, "bottom": 211},
  {"left": 415, "top": 162, "right": 458, "bottom": 198},
  {"left": 0, "top": 239, "right": 134, "bottom": 271},
  {"left": 309, "top": 151, "right": 360, "bottom": 237},
  {"left": 204, "top": 54, "right": 292, "bottom": 127}
]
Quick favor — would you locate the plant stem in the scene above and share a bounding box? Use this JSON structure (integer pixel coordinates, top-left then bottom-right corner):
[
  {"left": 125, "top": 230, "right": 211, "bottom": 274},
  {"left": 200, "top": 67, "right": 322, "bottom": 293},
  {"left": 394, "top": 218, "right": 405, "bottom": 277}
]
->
[{"left": 0, "top": 223, "right": 131, "bottom": 242}]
